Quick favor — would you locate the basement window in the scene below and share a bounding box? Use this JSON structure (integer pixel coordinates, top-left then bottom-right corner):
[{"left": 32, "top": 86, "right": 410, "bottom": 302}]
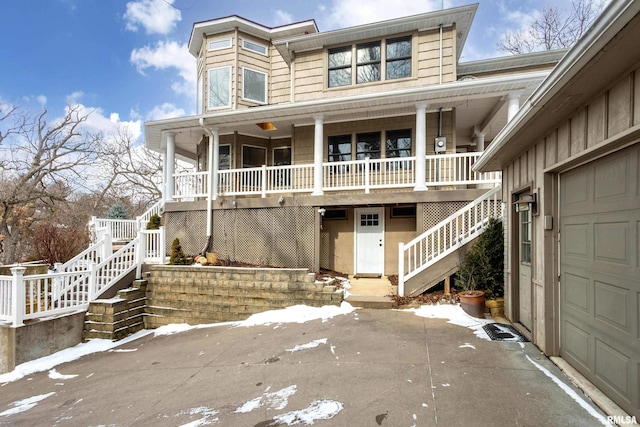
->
[
  {"left": 391, "top": 206, "right": 416, "bottom": 218},
  {"left": 323, "top": 209, "right": 348, "bottom": 220}
]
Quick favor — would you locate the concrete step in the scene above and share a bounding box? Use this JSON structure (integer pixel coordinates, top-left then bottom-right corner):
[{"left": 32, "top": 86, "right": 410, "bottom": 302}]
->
[{"left": 345, "top": 295, "right": 397, "bottom": 309}]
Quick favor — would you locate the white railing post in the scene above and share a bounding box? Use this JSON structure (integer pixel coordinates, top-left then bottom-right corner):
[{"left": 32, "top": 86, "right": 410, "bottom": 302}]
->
[
  {"left": 10, "top": 266, "right": 26, "bottom": 327},
  {"left": 364, "top": 157, "right": 371, "bottom": 194},
  {"left": 159, "top": 226, "right": 166, "bottom": 264},
  {"left": 88, "top": 263, "right": 97, "bottom": 301},
  {"left": 398, "top": 243, "right": 405, "bottom": 297},
  {"left": 261, "top": 165, "right": 267, "bottom": 198},
  {"left": 136, "top": 231, "right": 145, "bottom": 278}
]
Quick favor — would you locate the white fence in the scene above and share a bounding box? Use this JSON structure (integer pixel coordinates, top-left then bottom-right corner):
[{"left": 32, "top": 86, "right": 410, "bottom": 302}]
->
[
  {"left": 1, "top": 218, "right": 166, "bottom": 326},
  {"left": 91, "top": 218, "right": 138, "bottom": 241},
  {"left": 172, "top": 152, "right": 500, "bottom": 200},
  {"left": 398, "top": 186, "right": 504, "bottom": 296}
]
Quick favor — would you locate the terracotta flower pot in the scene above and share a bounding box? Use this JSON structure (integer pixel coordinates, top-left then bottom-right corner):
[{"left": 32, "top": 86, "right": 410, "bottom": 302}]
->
[{"left": 459, "top": 290, "right": 486, "bottom": 318}]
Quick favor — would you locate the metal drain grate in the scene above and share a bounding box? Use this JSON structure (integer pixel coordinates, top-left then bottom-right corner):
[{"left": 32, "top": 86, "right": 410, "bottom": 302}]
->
[{"left": 483, "top": 323, "right": 529, "bottom": 342}]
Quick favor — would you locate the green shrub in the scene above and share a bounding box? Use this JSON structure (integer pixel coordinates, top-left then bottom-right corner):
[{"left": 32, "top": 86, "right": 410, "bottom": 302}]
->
[
  {"left": 169, "top": 238, "right": 190, "bottom": 265},
  {"left": 457, "top": 218, "right": 504, "bottom": 299},
  {"left": 146, "top": 214, "right": 161, "bottom": 230}
]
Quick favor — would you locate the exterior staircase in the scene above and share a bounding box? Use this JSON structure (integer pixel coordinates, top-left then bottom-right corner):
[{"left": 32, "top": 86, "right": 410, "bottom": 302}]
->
[{"left": 398, "top": 186, "right": 503, "bottom": 297}]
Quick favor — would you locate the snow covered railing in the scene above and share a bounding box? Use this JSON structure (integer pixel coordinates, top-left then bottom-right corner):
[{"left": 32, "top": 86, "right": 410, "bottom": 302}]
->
[
  {"left": 398, "top": 186, "right": 503, "bottom": 296},
  {"left": 171, "top": 152, "right": 500, "bottom": 200}
]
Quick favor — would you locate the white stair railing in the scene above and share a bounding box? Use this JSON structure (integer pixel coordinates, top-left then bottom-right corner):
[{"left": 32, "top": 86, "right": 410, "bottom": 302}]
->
[{"left": 398, "top": 186, "right": 503, "bottom": 296}]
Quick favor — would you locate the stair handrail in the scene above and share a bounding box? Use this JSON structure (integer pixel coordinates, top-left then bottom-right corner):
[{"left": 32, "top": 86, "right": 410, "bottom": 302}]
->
[{"left": 398, "top": 186, "right": 503, "bottom": 296}]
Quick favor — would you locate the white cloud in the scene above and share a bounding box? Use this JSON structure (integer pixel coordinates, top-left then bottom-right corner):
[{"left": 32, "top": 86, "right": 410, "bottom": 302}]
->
[
  {"left": 61, "top": 99, "right": 142, "bottom": 143},
  {"left": 319, "top": 0, "right": 442, "bottom": 30},
  {"left": 123, "top": 0, "right": 181, "bottom": 35},
  {"left": 130, "top": 40, "right": 196, "bottom": 97},
  {"left": 146, "top": 102, "right": 186, "bottom": 120},
  {"left": 273, "top": 10, "right": 294, "bottom": 26}
]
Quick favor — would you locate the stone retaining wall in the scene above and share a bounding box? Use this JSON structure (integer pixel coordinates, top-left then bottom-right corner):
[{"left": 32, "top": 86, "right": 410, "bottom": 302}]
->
[{"left": 144, "top": 265, "right": 343, "bottom": 328}]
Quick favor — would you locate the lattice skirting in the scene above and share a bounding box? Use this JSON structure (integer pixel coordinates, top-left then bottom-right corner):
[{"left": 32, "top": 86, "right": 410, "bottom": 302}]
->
[{"left": 165, "top": 206, "right": 315, "bottom": 270}]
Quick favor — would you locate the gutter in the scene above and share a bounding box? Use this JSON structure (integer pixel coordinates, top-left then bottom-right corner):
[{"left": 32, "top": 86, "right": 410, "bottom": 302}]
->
[
  {"left": 198, "top": 117, "right": 215, "bottom": 255},
  {"left": 474, "top": 0, "right": 640, "bottom": 172}
]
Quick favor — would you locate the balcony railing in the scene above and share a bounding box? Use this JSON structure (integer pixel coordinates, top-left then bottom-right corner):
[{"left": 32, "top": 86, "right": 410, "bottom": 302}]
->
[{"left": 172, "top": 152, "right": 500, "bottom": 201}]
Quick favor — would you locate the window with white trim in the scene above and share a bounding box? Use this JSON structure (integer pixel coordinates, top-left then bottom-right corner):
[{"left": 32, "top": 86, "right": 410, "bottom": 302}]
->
[
  {"left": 219, "top": 145, "right": 231, "bottom": 170},
  {"left": 208, "top": 38, "right": 232, "bottom": 51},
  {"left": 242, "top": 39, "right": 267, "bottom": 55},
  {"left": 242, "top": 67, "right": 267, "bottom": 104},
  {"left": 208, "top": 66, "right": 231, "bottom": 109},
  {"left": 328, "top": 36, "right": 412, "bottom": 87}
]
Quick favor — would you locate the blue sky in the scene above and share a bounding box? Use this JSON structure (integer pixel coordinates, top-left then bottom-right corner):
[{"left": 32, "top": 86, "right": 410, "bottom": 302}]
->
[{"left": 0, "top": 0, "right": 599, "bottom": 141}]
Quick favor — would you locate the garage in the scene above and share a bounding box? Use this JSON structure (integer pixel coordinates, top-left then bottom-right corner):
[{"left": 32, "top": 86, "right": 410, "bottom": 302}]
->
[{"left": 560, "top": 143, "right": 640, "bottom": 418}]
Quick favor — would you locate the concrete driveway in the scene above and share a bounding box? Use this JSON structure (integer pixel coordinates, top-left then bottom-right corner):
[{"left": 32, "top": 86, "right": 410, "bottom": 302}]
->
[{"left": 0, "top": 306, "right": 610, "bottom": 426}]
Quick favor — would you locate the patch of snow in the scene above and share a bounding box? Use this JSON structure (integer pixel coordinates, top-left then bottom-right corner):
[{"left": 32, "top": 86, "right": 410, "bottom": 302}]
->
[
  {"left": 0, "top": 392, "right": 56, "bottom": 417},
  {"left": 404, "top": 304, "right": 494, "bottom": 340},
  {"left": 458, "top": 343, "right": 476, "bottom": 349},
  {"left": 109, "top": 349, "right": 137, "bottom": 353},
  {"left": 48, "top": 369, "right": 78, "bottom": 380},
  {"left": 177, "top": 406, "right": 219, "bottom": 427},
  {"left": 525, "top": 355, "right": 611, "bottom": 426},
  {"left": 286, "top": 338, "right": 327, "bottom": 353},
  {"left": 240, "top": 302, "right": 356, "bottom": 327},
  {"left": 442, "top": 383, "right": 450, "bottom": 387},
  {"left": 0, "top": 329, "right": 153, "bottom": 385},
  {"left": 234, "top": 385, "right": 297, "bottom": 413},
  {"left": 273, "top": 400, "right": 344, "bottom": 425}
]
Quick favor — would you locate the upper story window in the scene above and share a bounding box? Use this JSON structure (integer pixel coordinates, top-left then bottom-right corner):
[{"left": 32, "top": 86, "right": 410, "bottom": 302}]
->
[
  {"left": 386, "top": 37, "right": 411, "bottom": 79},
  {"left": 208, "top": 38, "right": 232, "bottom": 51},
  {"left": 328, "top": 36, "right": 412, "bottom": 88},
  {"left": 242, "top": 67, "right": 267, "bottom": 104},
  {"left": 242, "top": 39, "right": 268, "bottom": 56},
  {"left": 328, "top": 46, "right": 352, "bottom": 88},
  {"left": 356, "top": 42, "right": 381, "bottom": 84},
  {"left": 208, "top": 66, "right": 231, "bottom": 109}
]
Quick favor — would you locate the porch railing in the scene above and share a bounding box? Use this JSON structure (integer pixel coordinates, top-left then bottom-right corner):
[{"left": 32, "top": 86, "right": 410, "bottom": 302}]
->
[
  {"left": 91, "top": 218, "right": 138, "bottom": 241},
  {"left": 397, "top": 185, "right": 504, "bottom": 296},
  {"left": 172, "top": 152, "right": 500, "bottom": 200}
]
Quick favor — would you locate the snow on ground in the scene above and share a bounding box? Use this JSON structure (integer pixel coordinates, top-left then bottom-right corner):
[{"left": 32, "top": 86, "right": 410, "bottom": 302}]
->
[
  {"left": 273, "top": 400, "right": 344, "bottom": 425},
  {"left": 0, "top": 329, "right": 154, "bottom": 385},
  {"left": 403, "top": 303, "right": 495, "bottom": 340},
  {"left": 47, "top": 369, "right": 78, "bottom": 380},
  {"left": 286, "top": 338, "right": 327, "bottom": 353},
  {"left": 525, "top": 355, "right": 612, "bottom": 426},
  {"left": 234, "top": 385, "right": 297, "bottom": 413},
  {"left": 239, "top": 302, "right": 356, "bottom": 327},
  {"left": 0, "top": 392, "right": 56, "bottom": 417}
]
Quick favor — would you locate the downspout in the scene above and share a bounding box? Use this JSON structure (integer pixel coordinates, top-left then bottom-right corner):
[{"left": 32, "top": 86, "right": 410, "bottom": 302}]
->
[
  {"left": 288, "top": 42, "right": 295, "bottom": 103},
  {"left": 199, "top": 117, "right": 214, "bottom": 255},
  {"left": 439, "top": 23, "right": 443, "bottom": 84}
]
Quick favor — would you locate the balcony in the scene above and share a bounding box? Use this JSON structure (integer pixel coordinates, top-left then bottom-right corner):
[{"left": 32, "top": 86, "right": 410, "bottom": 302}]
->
[{"left": 172, "top": 152, "right": 499, "bottom": 201}]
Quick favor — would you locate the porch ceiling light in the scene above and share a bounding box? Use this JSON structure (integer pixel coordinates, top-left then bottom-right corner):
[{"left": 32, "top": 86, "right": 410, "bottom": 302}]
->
[
  {"left": 257, "top": 122, "right": 277, "bottom": 131},
  {"left": 513, "top": 193, "right": 536, "bottom": 213}
]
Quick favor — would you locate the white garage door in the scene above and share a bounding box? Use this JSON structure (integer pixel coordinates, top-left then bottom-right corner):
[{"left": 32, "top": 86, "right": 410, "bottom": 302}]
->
[{"left": 560, "top": 143, "right": 639, "bottom": 419}]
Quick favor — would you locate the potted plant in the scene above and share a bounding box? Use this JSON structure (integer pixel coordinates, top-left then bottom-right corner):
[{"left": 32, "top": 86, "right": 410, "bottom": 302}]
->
[{"left": 457, "top": 218, "right": 504, "bottom": 318}]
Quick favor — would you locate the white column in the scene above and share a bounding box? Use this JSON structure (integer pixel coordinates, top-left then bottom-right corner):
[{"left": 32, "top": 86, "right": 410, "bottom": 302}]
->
[
  {"left": 162, "top": 146, "right": 168, "bottom": 201},
  {"left": 165, "top": 132, "right": 176, "bottom": 201},
  {"left": 312, "top": 115, "right": 324, "bottom": 196},
  {"left": 507, "top": 92, "right": 522, "bottom": 122},
  {"left": 476, "top": 132, "right": 485, "bottom": 152},
  {"left": 414, "top": 102, "right": 428, "bottom": 191}
]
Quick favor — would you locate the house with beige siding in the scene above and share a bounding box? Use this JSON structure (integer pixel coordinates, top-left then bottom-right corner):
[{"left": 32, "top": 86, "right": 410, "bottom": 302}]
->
[
  {"left": 474, "top": 0, "right": 640, "bottom": 419},
  {"left": 144, "top": 5, "right": 562, "bottom": 295}
]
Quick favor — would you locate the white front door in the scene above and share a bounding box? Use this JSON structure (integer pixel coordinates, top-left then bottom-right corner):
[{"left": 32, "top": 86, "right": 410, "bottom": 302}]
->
[{"left": 355, "top": 207, "right": 384, "bottom": 275}]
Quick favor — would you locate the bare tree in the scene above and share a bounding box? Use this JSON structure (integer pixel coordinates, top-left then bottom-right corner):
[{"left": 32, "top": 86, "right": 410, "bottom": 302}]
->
[
  {"left": 92, "top": 126, "right": 163, "bottom": 217},
  {"left": 0, "top": 103, "right": 102, "bottom": 264},
  {"left": 497, "top": 0, "right": 607, "bottom": 54}
]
